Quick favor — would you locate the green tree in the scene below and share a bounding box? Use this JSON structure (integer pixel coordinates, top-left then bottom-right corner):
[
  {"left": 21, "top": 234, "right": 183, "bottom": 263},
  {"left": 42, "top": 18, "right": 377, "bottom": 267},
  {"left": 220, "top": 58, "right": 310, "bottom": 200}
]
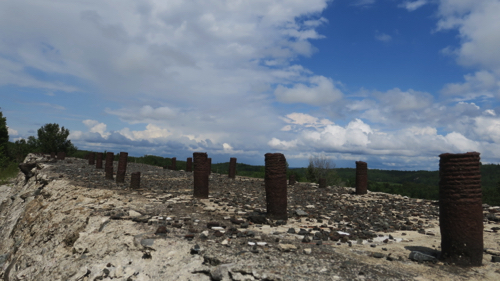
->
[
  {"left": 0, "top": 109, "right": 10, "bottom": 167},
  {"left": 37, "top": 123, "right": 77, "bottom": 154},
  {"left": 305, "top": 154, "right": 342, "bottom": 186},
  {"left": 12, "top": 139, "right": 30, "bottom": 163}
]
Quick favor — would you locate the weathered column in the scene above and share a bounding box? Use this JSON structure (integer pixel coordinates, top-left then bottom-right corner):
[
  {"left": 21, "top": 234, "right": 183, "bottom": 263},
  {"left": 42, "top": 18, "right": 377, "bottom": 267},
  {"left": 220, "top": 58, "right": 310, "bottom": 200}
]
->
[
  {"left": 439, "top": 152, "right": 483, "bottom": 266},
  {"left": 105, "top": 152, "right": 114, "bottom": 180},
  {"left": 186, "top": 157, "right": 193, "bottom": 172},
  {"left": 265, "top": 153, "right": 287, "bottom": 220},
  {"left": 208, "top": 158, "right": 212, "bottom": 174},
  {"left": 228, "top": 157, "right": 237, "bottom": 179},
  {"left": 116, "top": 152, "right": 128, "bottom": 183},
  {"left": 355, "top": 161, "right": 368, "bottom": 195},
  {"left": 171, "top": 157, "right": 177, "bottom": 170},
  {"left": 319, "top": 178, "right": 326, "bottom": 188},
  {"left": 289, "top": 174, "right": 296, "bottom": 185},
  {"left": 193, "top": 152, "right": 209, "bottom": 198},
  {"left": 88, "top": 152, "right": 95, "bottom": 165},
  {"left": 130, "top": 172, "right": 141, "bottom": 189},
  {"left": 96, "top": 152, "right": 103, "bottom": 169},
  {"left": 57, "top": 152, "right": 65, "bottom": 160}
]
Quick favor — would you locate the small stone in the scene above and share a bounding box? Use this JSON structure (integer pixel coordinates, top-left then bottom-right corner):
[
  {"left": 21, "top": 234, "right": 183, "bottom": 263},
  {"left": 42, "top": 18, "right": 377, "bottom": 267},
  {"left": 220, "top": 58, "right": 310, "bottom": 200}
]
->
[
  {"left": 298, "top": 229, "right": 309, "bottom": 235},
  {"left": 491, "top": 256, "right": 500, "bottom": 263},
  {"left": 304, "top": 248, "right": 312, "bottom": 255},
  {"left": 485, "top": 249, "right": 500, "bottom": 256},
  {"left": 129, "top": 210, "right": 141, "bottom": 217},
  {"left": 287, "top": 228, "right": 296, "bottom": 234},
  {"left": 190, "top": 244, "right": 201, "bottom": 255},
  {"left": 302, "top": 236, "right": 311, "bottom": 243},
  {"left": 372, "top": 252, "right": 385, "bottom": 258},
  {"left": 155, "top": 226, "right": 168, "bottom": 235},
  {"left": 409, "top": 251, "right": 437, "bottom": 262},
  {"left": 370, "top": 244, "right": 376, "bottom": 248},
  {"left": 278, "top": 244, "right": 297, "bottom": 252},
  {"left": 295, "top": 209, "right": 308, "bottom": 216}
]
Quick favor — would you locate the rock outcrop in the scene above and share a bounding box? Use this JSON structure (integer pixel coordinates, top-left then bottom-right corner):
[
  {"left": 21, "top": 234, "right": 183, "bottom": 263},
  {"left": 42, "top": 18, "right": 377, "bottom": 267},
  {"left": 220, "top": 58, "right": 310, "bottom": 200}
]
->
[{"left": 0, "top": 154, "right": 499, "bottom": 281}]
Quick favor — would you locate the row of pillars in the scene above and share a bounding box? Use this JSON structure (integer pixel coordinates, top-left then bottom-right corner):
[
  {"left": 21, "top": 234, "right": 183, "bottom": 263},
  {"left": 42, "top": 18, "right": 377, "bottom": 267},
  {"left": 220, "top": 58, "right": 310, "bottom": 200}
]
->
[
  {"left": 86, "top": 152, "right": 130, "bottom": 186},
  {"left": 192, "top": 152, "right": 483, "bottom": 266}
]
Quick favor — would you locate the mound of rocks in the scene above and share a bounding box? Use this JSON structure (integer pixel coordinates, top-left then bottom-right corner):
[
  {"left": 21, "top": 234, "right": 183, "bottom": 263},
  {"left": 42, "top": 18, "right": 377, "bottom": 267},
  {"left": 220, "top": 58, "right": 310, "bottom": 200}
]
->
[{"left": 0, "top": 154, "right": 499, "bottom": 280}]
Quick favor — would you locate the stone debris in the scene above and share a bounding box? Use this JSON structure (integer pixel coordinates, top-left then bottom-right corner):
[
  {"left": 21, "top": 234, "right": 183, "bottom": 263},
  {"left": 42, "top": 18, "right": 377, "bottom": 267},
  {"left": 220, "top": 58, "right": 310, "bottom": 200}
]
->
[{"left": 0, "top": 153, "right": 499, "bottom": 281}]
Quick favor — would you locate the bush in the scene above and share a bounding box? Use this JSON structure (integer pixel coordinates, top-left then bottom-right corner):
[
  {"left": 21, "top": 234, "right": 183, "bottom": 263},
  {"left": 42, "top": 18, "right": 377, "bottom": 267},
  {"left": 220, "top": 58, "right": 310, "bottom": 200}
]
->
[{"left": 305, "top": 154, "right": 342, "bottom": 186}]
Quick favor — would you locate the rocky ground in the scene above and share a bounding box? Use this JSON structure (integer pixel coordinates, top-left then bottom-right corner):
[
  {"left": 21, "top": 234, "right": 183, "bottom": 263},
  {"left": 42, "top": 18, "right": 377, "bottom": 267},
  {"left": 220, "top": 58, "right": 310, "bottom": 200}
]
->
[{"left": 0, "top": 154, "right": 500, "bottom": 280}]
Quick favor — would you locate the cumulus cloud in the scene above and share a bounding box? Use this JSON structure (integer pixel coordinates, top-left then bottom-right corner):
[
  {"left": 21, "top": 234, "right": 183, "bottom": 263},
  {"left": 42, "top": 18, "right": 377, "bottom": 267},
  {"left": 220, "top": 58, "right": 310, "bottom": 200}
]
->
[
  {"left": 399, "top": 0, "right": 428, "bottom": 11},
  {"left": 83, "top": 119, "right": 110, "bottom": 138},
  {"left": 274, "top": 75, "right": 343, "bottom": 105},
  {"left": 441, "top": 70, "right": 500, "bottom": 100},
  {"left": 7, "top": 127, "right": 18, "bottom": 136}
]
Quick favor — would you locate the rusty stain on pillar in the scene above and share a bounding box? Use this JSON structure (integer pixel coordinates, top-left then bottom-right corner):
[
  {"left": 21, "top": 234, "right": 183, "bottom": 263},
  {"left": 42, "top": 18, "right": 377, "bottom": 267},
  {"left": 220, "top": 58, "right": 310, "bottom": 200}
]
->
[
  {"left": 289, "top": 174, "right": 296, "bottom": 185},
  {"left": 186, "top": 157, "right": 193, "bottom": 172},
  {"left": 228, "top": 157, "right": 237, "bottom": 179},
  {"left": 57, "top": 152, "right": 65, "bottom": 160},
  {"left": 355, "top": 161, "right": 368, "bottom": 195},
  {"left": 208, "top": 158, "right": 212, "bottom": 174},
  {"left": 130, "top": 172, "right": 141, "bottom": 189},
  {"left": 96, "top": 153, "right": 103, "bottom": 169},
  {"left": 265, "top": 153, "right": 287, "bottom": 220},
  {"left": 171, "top": 157, "right": 177, "bottom": 170},
  {"left": 88, "top": 152, "right": 95, "bottom": 165},
  {"left": 439, "top": 152, "right": 483, "bottom": 266},
  {"left": 193, "top": 152, "right": 209, "bottom": 198},
  {"left": 105, "top": 152, "right": 114, "bottom": 180},
  {"left": 116, "top": 152, "right": 128, "bottom": 183},
  {"left": 319, "top": 178, "right": 326, "bottom": 188}
]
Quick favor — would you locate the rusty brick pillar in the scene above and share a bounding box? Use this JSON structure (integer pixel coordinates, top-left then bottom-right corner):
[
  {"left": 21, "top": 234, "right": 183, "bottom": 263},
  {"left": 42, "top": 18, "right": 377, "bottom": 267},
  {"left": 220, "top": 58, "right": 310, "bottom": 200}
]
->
[
  {"left": 186, "top": 157, "right": 193, "bottom": 172},
  {"left": 439, "top": 152, "right": 483, "bottom": 266},
  {"left": 88, "top": 152, "right": 95, "bottom": 165},
  {"left": 265, "top": 153, "right": 287, "bottom": 220},
  {"left": 228, "top": 157, "right": 237, "bottom": 179},
  {"left": 116, "top": 152, "right": 128, "bottom": 183},
  {"left": 319, "top": 178, "right": 326, "bottom": 188},
  {"left": 130, "top": 172, "right": 141, "bottom": 189},
  {"left": 96, "top": 153, "right": 103, "bottom": 169},
  {"left": 50, "top": 152, "right": 55, "bottom": 159},
  {"left": 193, "top": 152, "right": 209, "bottom": 198},
  {"left": 105, "top": 152, "right": 114, "bottom": 180},
  {"left": 289, "top": 174, "right": 296, "bottom": 185},
  {"left": 57, "top": 152, "right": 65, "bottom": 160},
  {"left": 171, "top": 157, "right": 176, "bottom": 170},
  {"left": 355, "top": 161, "right": 368, "bottom": 195},
  {"left": 208, "top": 158, "right": 212, "bottom": 174}
]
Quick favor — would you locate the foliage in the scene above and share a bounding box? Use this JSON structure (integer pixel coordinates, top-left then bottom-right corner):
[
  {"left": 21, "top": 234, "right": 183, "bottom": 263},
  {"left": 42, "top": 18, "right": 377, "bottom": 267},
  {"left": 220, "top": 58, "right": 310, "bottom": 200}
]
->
[
  {"left": 0, "top": 145, "right": 9, "bottom": 169},
  {"left": 0, "top": 161, "right": 18, "bottom": 185},
  {"left": 36, "top": 123, "right": 77, "bottom": 154},
  {"left": 0, "top": 109, "right": 8, "bottom": 150},
  {"left": 305, "top": 154, "right": 342, "bottom": 186}
]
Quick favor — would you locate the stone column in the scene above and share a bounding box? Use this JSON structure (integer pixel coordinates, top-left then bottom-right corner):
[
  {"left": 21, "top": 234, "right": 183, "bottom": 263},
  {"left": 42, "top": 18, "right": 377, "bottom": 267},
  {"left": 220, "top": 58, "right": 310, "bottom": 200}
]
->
[
  {"left": 265, "top": 153, "right": 287, "bottom": 220},
  {"left": 186, "top": 157, "right": 193, "bottom": 172},
  {"left": 439, "top": 152, "right": 483, "bottom": 266},
  {"left": 228, "top": 157, "right": 237, "bottom": 179},
  {"left": 88, "top": 152, "right": 95, "bottom": 165},
  {"left": 208, "top": 158, "right": 212, "bottom": 174},
  {"left": 96, "top": 153, "right": 103, "bottom": 169},
  {"left": 289, "top": 174, "right": 296, "bottom": 185},
  {"left": 130, "top": 172, "right": 141, "bottom": 189},
  {"left": 116, "top": 152, "right": 128, "bottom": 183},
  {"left": 105, "top": 152, "right": 114, "bottom": 180},
  {"left": 57, "top": 152, "right": 65, "bottom": 160},
  {"left": 319, "top": 178, "right": 326, "bottom": 188},
  {"left": 171, "top": 157, "right": 176, "bottom": 170},
  {"left": 193, "top": 152, "right": 209, "bottom": 198},
  {"left": 355, "top": 161, "right": 368, "bottom": 195}
]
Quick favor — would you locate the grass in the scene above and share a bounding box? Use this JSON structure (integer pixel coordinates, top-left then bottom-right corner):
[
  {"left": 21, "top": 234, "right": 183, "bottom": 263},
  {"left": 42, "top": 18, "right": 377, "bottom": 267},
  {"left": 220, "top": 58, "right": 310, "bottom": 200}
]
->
[{"left": 0, "top": 162, "right": 19, "bottom": 185}]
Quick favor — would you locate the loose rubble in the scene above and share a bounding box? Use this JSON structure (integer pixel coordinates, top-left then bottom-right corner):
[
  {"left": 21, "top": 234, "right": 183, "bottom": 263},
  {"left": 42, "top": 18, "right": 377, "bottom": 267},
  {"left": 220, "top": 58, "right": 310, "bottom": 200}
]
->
[{"left": 0, "top": 153, "right": 499, "bottom": 280}]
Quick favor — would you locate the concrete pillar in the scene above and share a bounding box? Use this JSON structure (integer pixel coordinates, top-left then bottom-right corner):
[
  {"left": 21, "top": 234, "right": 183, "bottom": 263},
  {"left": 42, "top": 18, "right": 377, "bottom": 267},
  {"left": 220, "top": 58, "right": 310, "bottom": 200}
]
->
[
  {"left": 171, "top": 157, "right": 176, "bottom": 170},
  {"left": 265, "top": 153, "right": 287, "bottom": 220},
  {"left": 228, "top": 157, "right": 237, "bottom": 179},
  {"left": 130, "top": 172, "right": 141, "bottom": 189},
  {"left": 116, "top": 152, "right": 128, "bottom": 183},
  {"left": 319, "top": 178, "right": 326, "bottom": 188},
  {"left": 105, "top": 152, "right": 114, "bottom": 180},
  {"left": 88, "top": 152, "right": 95, "bottom": 165},
  {"left": 289, "top": 174, "right": 296, "bottom": 185},
  {"left": 193, "top": 152, "right": 209, "bottom": 198},
  {"left": 439, "top": 152, "right": 483, "bottom": 266},
  {"left": 96, "top": 153, "right": 103, "bottom": 169},
  {"left": 186, "top": 157, "right": 193, "bottom": 172},
  {"left": 57, "top": 152, "right": 65, "bottom": 160},
  {"left": 355, "top": 161, "right": 368, "bottom": 195}
]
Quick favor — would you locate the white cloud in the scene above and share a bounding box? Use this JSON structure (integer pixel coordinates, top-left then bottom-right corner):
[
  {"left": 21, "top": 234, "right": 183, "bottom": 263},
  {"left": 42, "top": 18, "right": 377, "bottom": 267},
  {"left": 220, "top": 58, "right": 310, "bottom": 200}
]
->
[
  {"left": 274, "top": 75, "right": 343, "bottom": 105},
  {"left": 399, "top": 0, "right": 428, "bottom": 11},
  {"left": 7, "top": 127, "right": 18, "bottom": 136},
  {"left": 83, "top": 119, "right": 110, "bottom": 138},
  {"left": 375, "top": 33, "right": 392, "bottom": 42},
  {"left": 441, "top": 70, "right": 499, "bottom": 100}
]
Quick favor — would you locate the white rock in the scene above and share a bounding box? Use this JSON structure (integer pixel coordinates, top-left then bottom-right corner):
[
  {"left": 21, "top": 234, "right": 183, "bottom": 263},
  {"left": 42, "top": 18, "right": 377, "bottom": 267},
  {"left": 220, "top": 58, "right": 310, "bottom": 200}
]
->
[
  {"left": 303, "top": 248, "right": 312, "bottom": 255},
  {"left": 129, "top": 210, "right": 141, "bottom": 217}
]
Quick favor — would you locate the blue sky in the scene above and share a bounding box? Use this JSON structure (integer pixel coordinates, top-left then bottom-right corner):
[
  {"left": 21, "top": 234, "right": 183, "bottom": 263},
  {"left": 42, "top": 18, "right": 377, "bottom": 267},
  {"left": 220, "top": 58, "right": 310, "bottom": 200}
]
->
[{"left": 2, "top": 0, "right": 500, "bottom": 170}]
